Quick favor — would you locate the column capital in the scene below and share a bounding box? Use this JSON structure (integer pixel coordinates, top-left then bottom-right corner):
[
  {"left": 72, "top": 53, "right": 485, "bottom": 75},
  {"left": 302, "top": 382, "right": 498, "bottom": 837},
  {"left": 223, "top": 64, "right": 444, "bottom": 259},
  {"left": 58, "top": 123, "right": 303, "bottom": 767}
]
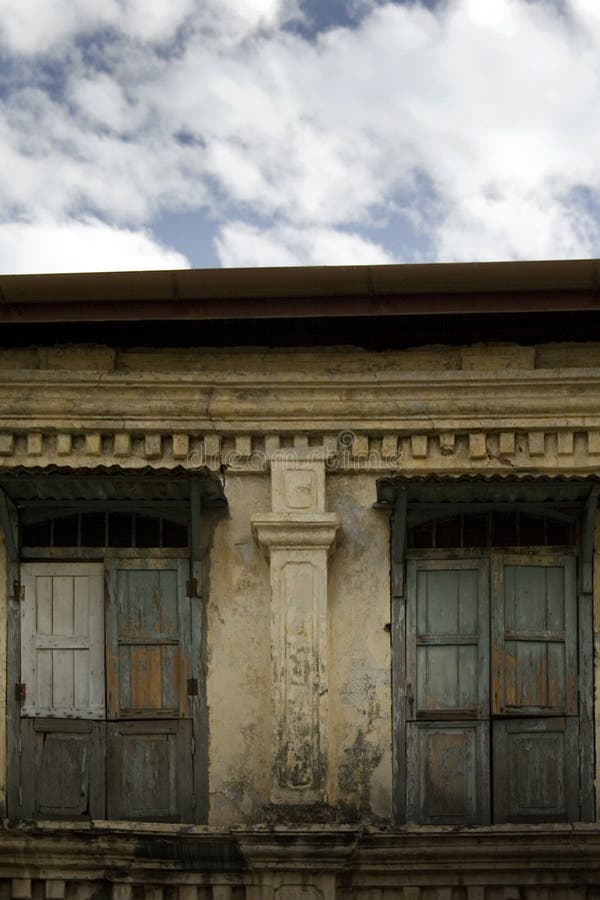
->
[{"left": 251, "top": 513, "right": 341, "bottom": 557}]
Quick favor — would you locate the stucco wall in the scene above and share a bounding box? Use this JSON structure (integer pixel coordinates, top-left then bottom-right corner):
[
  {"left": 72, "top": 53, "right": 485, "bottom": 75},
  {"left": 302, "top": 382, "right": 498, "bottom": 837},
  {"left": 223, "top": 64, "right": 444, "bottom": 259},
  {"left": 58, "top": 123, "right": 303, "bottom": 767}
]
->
[
  {"left": 205, "top": 474, "right": 272, "bottom": 825},
  {"left": 327, "top": 474, "right": 392, "bottom": 821}
]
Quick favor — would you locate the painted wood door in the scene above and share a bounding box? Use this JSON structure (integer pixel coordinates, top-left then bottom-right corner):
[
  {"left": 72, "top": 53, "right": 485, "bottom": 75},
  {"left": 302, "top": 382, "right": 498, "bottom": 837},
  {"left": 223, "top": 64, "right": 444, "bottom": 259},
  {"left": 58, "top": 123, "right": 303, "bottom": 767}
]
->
[
  {"left": 491, "top": 554, "right": 579, "bottom": 822},
  {"left": 105, "top": 557, "right": 195, "bottom": 821},
  {"left": 404, "top": 553, "right": 581, "bottom": 824},
  {"left": 405, "top": 558, "right": 491, "bottom": 824},
  {"left": 19, "top": 563, "right": 106, "bottom": 818}
]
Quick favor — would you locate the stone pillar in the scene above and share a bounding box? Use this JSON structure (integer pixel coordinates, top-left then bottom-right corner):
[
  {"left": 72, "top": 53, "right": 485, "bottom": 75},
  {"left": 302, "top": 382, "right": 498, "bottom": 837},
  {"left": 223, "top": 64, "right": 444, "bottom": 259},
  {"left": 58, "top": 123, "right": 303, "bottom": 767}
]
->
[{"left": 252, "top": 452, "right": 340, "bottom": 804}]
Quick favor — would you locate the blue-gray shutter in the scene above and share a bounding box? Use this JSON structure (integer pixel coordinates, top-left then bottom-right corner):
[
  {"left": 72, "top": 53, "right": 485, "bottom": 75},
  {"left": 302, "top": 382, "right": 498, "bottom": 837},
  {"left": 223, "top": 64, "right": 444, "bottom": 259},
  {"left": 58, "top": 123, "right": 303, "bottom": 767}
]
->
[
  {"left": 491, "top": 554, "right": 579, "bottom": 822},
  {"left": 105, "top": 557, "right": 194, "bottom": 821},
  {"left": 405, "top": 558, "right": 490, "bottom": 824}
]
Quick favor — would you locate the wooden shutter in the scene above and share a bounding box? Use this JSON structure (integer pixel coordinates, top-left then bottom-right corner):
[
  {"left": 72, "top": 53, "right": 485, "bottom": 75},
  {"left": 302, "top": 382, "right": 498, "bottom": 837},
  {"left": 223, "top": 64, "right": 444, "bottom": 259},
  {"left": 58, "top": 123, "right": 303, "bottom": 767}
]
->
[
  {"left": 21, "top": 563, "right": 105, "bottom": 718},
  {"left": 19, "top": 563, "right": 105, "bottom": 819},
  {"left": 491, "top": 554, "right": 577, "bottom": 716},
  {"left": 405, "top": 558, "right": 490, "bottom": 824},
  {"left": 105, "top": 557, "right": 194, "bottom": 821},
  {"left": 21, "top": 719, "right": 105, "bottom": 818},
  {"left": 491, "top": 554, "right": 579, "bottom": 823}
]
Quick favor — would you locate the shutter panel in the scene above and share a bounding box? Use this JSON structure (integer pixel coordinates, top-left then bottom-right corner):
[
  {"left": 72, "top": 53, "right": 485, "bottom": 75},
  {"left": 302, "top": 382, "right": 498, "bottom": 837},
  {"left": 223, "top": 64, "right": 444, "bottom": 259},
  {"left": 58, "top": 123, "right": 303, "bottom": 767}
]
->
[
  {"left": 19, "top": 563, "right": 105, "bottom": 820},
  {"left": 105, "top": 558, "right": 190, "bottom": 719},
  {"left": 405, "top": 559, "right": 490, "bottom": 824},
  {"left": 491, "top": 555, "right": 577, "bottom": 716},
  {"left": 21, "top": 563, "right": 105, "bottom": 718},
  {"left": 105, "top": 557, "right": 194, "bottom": 822},
  {"left": 21, "top": 719, "right": 105, "bottom": 819},
  {"left": 491, "top": 554, "right": 579, "bottom": 823},
  {"left": 493, "top": 718, "right": 579, "bottom": 822},
  {"left": 107, "top": 720, "right": 193, "bottom": 821}
]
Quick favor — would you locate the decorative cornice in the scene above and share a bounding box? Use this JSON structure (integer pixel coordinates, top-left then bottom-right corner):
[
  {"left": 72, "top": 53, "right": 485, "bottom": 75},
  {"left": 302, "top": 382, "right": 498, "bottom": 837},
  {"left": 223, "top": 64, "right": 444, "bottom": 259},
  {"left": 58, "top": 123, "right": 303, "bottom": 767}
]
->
[{"left": 1, "top": 428, "right": 600, "bottom": 476}]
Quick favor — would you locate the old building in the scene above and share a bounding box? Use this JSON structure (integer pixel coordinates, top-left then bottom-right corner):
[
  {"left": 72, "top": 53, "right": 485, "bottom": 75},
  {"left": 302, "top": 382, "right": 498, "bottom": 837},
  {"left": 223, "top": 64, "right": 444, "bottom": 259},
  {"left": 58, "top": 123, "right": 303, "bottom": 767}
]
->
[{"left": 0, "top": 260, "right": 600, "bottom": 897}]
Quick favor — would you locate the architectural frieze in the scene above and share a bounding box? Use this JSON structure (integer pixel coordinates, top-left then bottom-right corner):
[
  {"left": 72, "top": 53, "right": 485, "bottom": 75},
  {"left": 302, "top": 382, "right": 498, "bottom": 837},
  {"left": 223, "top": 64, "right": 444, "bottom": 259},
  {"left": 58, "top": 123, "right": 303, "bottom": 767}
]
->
[{"left": 0, "top": 427, "right": 600, "bottom": 475}]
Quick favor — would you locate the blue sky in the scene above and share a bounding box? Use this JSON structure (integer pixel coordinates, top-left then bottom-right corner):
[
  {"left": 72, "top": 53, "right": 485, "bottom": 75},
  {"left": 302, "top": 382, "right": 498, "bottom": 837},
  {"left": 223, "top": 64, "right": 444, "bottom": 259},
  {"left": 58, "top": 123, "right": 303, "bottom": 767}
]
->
[{"left": 0, "top": 0, "right": 599, "bottom": 272}]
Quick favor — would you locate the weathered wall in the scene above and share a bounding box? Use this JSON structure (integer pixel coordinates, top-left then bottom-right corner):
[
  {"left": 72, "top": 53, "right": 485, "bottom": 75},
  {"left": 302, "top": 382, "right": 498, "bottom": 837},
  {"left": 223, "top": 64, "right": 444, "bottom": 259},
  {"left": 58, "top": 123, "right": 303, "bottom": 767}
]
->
[
  {"left": 1, "top": 340, "right": 600, "bottom": 827},
  {"left": 204, "top": 474, "right": 272, "bottom": 825},
  {"left": 327, "top": 474, "right": 392, "bottom": 821}
]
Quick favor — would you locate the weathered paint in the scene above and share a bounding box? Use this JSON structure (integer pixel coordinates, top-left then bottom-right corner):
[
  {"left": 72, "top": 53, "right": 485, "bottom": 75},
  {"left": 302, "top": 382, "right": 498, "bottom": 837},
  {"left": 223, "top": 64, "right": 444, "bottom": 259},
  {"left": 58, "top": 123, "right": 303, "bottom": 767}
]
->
[{"left": 0, "top": 334, "right": 597, "bottom": 862}]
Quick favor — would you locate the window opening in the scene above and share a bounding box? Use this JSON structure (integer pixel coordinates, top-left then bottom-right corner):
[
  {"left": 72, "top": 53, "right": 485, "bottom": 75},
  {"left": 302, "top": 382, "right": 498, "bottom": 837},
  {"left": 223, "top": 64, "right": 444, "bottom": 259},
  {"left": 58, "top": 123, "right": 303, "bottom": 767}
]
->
[
  {"left": 21, "top": 511, "right": 189, "bottom": 549},
  {"left": 407, "top": 510, "right": 575, "bottom": 549}
]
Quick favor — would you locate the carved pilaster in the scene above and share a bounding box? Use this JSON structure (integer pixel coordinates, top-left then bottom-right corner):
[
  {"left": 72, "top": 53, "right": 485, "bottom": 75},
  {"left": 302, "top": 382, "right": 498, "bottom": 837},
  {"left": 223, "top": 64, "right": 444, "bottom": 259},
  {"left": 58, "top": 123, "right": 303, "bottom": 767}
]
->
[{"left": 252, "top": 453, "right": 341, "bottom": 804}]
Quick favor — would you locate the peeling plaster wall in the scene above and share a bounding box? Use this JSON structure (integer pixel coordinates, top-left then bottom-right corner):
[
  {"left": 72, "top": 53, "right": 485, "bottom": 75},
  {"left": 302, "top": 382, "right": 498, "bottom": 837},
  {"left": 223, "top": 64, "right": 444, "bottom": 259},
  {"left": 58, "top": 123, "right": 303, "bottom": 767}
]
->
[
  {"left": 328, "top": 475, "right": 392, "bottom": 821},
  {"left": 205, "top": 473, "right": 272, "bottom": 825}
]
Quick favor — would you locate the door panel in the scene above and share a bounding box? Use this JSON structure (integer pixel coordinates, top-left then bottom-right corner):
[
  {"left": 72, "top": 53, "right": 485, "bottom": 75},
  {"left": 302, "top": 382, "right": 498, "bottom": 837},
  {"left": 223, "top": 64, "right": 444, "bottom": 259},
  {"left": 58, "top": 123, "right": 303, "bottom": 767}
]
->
[
  {"left": 491, "top": 555, "right": 577, "bottom": 716},
  {"left": 21, "top": 718, "right": 105, "bottom": 818},
  {"left": 107, "top": 720, "right": 193, "bottom": 821},
  {"left": 493, "top": 718, "right": 579, "bottom": 822},
  {"left": 407, "top": 720, "right": 490, "bottom": 825}
]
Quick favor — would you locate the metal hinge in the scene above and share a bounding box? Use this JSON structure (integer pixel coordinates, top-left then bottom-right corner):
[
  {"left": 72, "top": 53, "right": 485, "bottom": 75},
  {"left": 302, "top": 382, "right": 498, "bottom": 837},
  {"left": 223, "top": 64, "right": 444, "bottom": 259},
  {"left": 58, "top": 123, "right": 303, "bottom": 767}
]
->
[
  {"left": 191, "top": 792, "right": 196, "bottom": 809},
  {"left": 191, "top": 736, "right": 196, "bottom": 756},
  {"left": 13, "top": 581, "right": 24, "bottom": 603},
  {"left": 186, "top": 578, "right": 199, "bottom": 598},
  {"left": 187, "top": 677, "right": 199, "bottom": 697},
  {"left": 15, "top": 683, "right": 26, "bottom": 704}
]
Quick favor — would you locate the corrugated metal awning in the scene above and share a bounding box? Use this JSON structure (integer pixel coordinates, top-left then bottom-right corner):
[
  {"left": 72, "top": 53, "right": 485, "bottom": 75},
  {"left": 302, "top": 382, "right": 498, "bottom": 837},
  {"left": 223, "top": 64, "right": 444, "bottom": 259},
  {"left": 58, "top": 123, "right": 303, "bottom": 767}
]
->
[
  {"left": 0, "top": 465, "right": 227, "bottom": 508},
  {"left": 376, "top": 473, "right": 600, "bottom": 507}
]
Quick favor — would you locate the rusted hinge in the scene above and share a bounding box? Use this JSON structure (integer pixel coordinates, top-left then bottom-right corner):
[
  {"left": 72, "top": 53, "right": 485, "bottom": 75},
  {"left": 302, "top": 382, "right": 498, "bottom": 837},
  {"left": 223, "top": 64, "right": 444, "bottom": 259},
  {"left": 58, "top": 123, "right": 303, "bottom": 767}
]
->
[
  {"left": 186, "top": 578, "right": 199, "bottom": 598},
  {"left": 13, "top": 581, "right": 24, "bottom": 602},
  {"left": 187, "top": 677, "right": 199, "bottom": 697},
  {"left": 15, "top": 683, "right": 26, "bottom": 704}
]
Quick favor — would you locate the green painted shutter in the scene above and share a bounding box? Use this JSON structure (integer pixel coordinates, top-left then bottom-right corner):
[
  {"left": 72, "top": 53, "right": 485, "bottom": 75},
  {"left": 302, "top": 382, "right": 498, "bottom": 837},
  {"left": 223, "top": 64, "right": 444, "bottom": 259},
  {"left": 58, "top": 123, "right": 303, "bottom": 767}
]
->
[
  {"left": 491, "top": 554, "right": 579, "bottom": 822},
  {"left": 105, "top": 557, "right": 194, "bottom": 821},
  {"left": 405, "top": 559, "right": 491, "bottom": 824}
]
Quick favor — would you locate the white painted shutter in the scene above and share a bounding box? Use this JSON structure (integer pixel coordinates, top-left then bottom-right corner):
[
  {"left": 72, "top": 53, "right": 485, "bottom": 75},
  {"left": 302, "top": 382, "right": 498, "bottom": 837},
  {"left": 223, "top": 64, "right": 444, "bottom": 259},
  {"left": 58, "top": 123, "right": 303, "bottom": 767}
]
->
[{"left": 21, "top": 563, "right": 105, "bottom": 719}]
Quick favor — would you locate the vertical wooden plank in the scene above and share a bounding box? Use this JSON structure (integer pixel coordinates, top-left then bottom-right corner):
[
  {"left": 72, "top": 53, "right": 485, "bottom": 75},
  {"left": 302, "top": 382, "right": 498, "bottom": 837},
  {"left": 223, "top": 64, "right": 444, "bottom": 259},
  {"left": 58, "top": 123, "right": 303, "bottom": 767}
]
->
[
  {"left": 391, "top": 490, "right": 407, "bottom": 599},
  {"left": 190, "top": 486, "right": 208, "bottom": 822},
  {"left": 52, "top": 649, "right": 75, "bottom": 710},
  {"left": 392, "top": 564, "right": 409, "bottom": 824},
  {"left": 579, "top": 570, "right": 595, "bottom": 820},
  {"left": 6, "top": 513, "right": 21, "bottom": 817},
  {"left": 52, "top": 576, "right": 74, "bottom": 635},
  {"left": 36, "top": 576, "right": 53, "bottom": 634}
]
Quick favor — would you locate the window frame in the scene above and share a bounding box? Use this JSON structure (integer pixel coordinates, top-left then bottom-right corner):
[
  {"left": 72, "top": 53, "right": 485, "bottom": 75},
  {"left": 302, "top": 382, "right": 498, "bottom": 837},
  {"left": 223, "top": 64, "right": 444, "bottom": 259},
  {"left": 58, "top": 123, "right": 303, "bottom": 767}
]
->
[
  {"left": 0, "top": 468, "right": 224, "bottom": 824},
  {"left": 381, "top": 479, "right": 598, "bottom": 826}
]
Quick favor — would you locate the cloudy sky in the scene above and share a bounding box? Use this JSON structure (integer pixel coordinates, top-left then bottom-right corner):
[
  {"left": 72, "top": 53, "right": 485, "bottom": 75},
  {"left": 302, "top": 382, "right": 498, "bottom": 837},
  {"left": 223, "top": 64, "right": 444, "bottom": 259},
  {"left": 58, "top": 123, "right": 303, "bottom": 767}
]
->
[{"left": 0, "top": 0, "right": 599, "bottom": 273}]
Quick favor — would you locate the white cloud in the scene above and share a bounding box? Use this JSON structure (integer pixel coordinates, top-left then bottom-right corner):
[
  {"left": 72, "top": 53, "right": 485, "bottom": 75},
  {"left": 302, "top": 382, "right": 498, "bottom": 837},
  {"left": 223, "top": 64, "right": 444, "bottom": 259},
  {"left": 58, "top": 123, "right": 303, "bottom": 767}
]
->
[
  {"left": 216, "top": 222, "right": 394, "bottom": 267},
  {"left": 1, "top": 0, "right": 600, "bottom": 269},
  {"left": 0, "top": 220, "right": 189, "bottom": 273}
]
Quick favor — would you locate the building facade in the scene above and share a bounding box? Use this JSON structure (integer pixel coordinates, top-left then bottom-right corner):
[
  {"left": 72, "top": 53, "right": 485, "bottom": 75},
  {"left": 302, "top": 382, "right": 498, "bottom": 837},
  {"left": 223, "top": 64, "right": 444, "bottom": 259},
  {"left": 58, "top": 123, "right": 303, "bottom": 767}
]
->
[{"left": 0, "top": 261, "right": 600, "bottom": 897}]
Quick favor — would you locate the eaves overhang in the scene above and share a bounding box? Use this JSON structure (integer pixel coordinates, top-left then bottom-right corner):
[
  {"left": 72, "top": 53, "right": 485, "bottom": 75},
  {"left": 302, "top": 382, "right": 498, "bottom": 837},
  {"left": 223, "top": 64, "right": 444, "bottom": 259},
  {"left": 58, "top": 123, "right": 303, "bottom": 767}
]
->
[{"left": 0, "top": 258, "right": 599, "bottom": 324}]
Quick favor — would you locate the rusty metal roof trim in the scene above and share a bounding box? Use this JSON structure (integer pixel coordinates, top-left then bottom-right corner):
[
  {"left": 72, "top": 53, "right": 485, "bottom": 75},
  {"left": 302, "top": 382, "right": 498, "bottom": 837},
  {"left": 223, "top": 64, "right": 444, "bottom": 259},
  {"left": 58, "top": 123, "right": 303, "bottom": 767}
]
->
[
  {"left": 376, "top": 472, "right": 600, "bottom": 507},
  {"left": 0, "top": 465, "right": 227, "bottom": 507}
]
